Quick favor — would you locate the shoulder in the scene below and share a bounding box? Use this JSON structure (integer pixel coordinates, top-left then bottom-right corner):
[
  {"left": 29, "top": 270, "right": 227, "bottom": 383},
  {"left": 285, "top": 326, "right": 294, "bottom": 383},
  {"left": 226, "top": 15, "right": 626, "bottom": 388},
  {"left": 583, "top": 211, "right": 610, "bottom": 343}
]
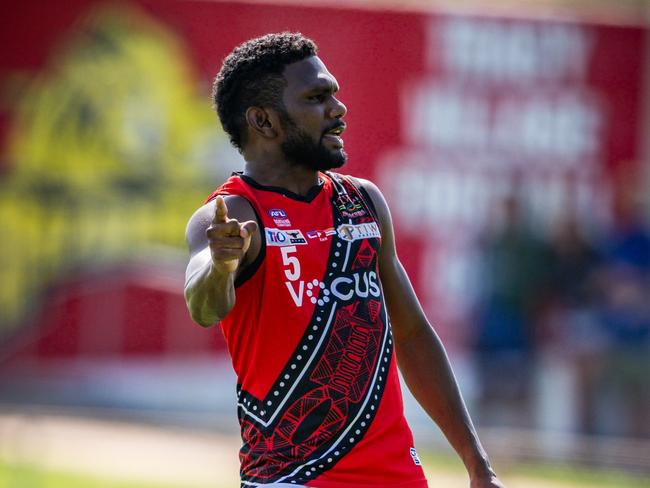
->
[
  {"left": 347, "top": 176, "right": 390, "bottom": 218},
  {"left": 346, "top": 177, "right": 397, "bottom": 253},
  {"left": 326, "top": 172, "right": 382, "bottom": 203},
  {"left": 349, "top": 176, "right": 381, "bottom": 199},
  {"left": 204, "top": 173, "right": 249, "bottom": 203}
]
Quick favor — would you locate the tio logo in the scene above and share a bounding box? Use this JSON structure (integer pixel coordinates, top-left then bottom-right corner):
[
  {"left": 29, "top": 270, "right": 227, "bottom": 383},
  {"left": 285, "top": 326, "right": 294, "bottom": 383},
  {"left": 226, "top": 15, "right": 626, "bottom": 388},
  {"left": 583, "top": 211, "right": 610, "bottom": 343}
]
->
[
  {"left": 267, "top": 228, "right": 307, "bottom": 246},
  {"left": 267, "top": 228, "right": 288, "bottom": 245}
]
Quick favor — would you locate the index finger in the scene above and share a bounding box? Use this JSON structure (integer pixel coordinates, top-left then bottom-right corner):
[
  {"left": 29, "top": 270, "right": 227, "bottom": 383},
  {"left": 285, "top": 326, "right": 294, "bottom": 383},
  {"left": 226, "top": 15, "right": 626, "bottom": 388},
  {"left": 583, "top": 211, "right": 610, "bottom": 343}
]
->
[{"left": 213, "top": 195, "right": 228, "bottom": 224}]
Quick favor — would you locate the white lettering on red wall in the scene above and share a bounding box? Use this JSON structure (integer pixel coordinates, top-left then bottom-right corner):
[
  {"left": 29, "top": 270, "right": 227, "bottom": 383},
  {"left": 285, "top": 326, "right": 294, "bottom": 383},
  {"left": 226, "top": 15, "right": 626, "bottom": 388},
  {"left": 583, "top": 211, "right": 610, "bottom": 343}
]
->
[{"left": 379, "top": 15, "right": 622, "bottom": 340}]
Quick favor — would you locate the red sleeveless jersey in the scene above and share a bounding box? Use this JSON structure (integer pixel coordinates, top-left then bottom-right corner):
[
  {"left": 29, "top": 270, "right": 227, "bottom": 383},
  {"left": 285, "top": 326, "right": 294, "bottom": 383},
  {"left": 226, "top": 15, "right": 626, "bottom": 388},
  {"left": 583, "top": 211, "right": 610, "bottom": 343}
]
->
[{"left": 206, "top": 172, "right": 428, "bottom": 488}]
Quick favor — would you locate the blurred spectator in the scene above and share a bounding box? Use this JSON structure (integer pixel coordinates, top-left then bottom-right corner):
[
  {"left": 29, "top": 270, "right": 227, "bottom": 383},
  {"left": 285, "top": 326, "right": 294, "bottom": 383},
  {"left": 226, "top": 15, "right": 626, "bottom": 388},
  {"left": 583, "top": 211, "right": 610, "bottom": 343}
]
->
[
  {"left": 603, "top": 183, "right": 650, "bottom": 274},
  {"left": 596, "top": 265, "right": 650, "bottom": 437},
  {"left": 547, "top": 217, "right": 601, "bottom": 309},
  {"left": 590, "top": 186, "right": 650, "bottom": 437},
  {"left": 541, "top": 216, "right": 604, "bottom": 435},
  {"left": 541, "top": 185, "right": 650, "bottom": 437},
  {"left": 473, "top": 195, "right": 554, "bottom": 427}
]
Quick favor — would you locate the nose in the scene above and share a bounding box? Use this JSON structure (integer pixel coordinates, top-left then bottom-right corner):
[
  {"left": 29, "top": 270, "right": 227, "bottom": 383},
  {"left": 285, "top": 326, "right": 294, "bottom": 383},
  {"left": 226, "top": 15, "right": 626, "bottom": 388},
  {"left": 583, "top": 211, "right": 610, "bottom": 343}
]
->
[{"left": 330, "top": 96, "right": 347, "bottom": 119}]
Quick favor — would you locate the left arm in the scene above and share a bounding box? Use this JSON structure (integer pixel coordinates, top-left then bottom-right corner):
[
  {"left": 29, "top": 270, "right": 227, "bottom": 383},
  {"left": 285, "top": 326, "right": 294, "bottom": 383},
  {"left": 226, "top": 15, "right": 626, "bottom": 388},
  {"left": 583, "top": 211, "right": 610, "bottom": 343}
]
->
[{"left": 358, "top": 179, "right": 504, "bottom": 488}]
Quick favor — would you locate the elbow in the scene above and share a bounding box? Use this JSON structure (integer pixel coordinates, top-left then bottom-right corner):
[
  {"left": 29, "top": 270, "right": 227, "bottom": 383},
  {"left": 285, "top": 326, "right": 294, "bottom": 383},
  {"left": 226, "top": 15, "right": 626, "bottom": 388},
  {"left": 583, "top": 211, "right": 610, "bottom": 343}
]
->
[
  {"left": 187, "top": 302, "right": 221, "bottom": 328},
  {"left": 185, "top": 290, "right": 221, "bottom": 328},
  {"left": 184, "top": 275, "right": 235, "bottom": 327},
  {"left": 393, "top": 320, "right": 438, "bottom": 349},
  {"left": 193, "top": 315, "right": 219, "bottom": 328},
  {"left": 188, "top": 304, "right": 221, "bottom": 328}
]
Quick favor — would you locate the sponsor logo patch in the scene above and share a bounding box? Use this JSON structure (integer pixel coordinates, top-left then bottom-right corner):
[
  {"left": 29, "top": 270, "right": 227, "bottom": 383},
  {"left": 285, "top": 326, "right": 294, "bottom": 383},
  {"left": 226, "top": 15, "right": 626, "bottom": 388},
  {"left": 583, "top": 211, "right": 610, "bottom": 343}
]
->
[
  {"left": 273, "top": 218, "right": 291, "bottom": 227},
  {"left": 306, "top": 228, "right": 337, "bottom": 242},
  {"left": 337, "top": 222, "right": 381, "bottom": 242},
  {"left": 335, "top": 194, "right": 366, "bottom": 218},
  {"left": 410, "top": 448, "right": 422, "bottom": 466},
  {"left": 268, "top": 208, "right": 291, "bottom": 227},
  {"left": 266, "top": 228, "right": 307, "bottom": 246},
  {"left": 268, "top": 208, "right": 287, "bottom": 218},
  {"left": 286, "top": 270, "right": 381, "bottom": 307}
]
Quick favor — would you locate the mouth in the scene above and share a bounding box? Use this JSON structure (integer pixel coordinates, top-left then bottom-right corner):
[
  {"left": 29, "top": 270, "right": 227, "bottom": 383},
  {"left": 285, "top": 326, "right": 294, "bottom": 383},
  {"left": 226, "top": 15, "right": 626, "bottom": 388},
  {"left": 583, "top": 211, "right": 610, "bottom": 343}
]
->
[{"left": 322, "top": 123, "right": 346, "bottom": 147}]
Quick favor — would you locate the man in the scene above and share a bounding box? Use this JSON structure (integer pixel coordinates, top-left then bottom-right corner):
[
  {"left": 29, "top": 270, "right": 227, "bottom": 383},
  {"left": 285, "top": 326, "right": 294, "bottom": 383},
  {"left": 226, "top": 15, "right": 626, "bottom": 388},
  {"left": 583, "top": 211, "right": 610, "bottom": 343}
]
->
[{"left": 185, "top": 32, "right": 504, "bottom": 488}]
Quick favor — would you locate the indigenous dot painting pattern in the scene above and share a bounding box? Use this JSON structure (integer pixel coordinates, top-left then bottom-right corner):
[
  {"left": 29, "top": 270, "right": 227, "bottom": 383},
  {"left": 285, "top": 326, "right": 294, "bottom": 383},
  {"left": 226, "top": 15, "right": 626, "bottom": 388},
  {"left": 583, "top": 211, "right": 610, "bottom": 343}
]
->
[{"left": 206, "top": 173, "right": 426, "bottom": 488}]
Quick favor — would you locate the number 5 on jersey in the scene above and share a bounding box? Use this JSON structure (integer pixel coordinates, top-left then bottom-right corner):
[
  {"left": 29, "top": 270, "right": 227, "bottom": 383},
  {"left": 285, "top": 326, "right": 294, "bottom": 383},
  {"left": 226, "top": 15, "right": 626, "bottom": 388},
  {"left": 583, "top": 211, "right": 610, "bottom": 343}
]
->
[{"left": 281, "top": 246, "right": 304, "bottom": 307}]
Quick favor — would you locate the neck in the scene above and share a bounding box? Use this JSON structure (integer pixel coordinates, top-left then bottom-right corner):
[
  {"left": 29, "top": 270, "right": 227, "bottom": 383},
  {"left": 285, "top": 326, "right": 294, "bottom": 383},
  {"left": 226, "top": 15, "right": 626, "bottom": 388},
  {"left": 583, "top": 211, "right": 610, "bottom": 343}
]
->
[{"left": 242, "top": 151, "right": 321, "bottom": 197}]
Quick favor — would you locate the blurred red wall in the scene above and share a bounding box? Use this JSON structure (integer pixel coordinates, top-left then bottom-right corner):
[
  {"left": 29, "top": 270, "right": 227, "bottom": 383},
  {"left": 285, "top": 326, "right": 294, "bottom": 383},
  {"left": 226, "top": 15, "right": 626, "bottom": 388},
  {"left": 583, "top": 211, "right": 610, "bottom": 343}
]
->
[{"left": 1, "top": 0, "right": 647, "bottom": 358}]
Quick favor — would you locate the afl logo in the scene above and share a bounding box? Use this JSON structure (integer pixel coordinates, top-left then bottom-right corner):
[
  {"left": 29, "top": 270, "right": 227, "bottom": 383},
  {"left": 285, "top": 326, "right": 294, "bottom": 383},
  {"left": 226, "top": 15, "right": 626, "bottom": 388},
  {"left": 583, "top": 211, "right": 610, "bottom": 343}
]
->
[{"left": 268, "top": 208, "right": 287, "bottom": 218}]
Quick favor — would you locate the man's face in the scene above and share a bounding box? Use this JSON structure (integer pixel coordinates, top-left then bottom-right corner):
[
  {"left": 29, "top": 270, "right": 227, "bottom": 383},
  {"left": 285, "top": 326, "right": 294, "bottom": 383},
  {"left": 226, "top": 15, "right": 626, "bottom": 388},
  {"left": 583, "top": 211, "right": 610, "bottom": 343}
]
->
[{"left": 278, "top": 56, "right": 347, "bottom": 171}]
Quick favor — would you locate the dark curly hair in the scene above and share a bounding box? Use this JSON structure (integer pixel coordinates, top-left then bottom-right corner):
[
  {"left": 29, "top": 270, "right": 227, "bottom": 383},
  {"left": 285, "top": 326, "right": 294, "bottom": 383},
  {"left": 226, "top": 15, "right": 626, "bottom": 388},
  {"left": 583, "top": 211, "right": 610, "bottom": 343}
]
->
[{"left": 212, "top": 32, "right": 318, "bottom": 152}]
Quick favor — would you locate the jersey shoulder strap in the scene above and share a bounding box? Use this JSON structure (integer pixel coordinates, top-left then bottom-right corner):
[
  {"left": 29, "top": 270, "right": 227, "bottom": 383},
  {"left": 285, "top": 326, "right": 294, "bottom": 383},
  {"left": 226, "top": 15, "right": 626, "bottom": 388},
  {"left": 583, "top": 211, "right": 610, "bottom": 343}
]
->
[{"left": 326, "top": 172, "right": 379, "bottom": 222}]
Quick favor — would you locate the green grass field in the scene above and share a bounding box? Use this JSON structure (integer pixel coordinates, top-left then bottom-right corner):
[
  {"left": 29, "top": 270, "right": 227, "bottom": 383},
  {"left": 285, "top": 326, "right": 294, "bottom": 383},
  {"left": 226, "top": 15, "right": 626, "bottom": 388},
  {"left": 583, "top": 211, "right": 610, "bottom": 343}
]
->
[
  {"left": 0, "top": 462, "right": 175, "bottom": 488},
  {"left": 3, "top": 456, "right": 650, "bottom": 488},
  {"left": 422, "top": 452, "right": 650, "bottom": 488}
]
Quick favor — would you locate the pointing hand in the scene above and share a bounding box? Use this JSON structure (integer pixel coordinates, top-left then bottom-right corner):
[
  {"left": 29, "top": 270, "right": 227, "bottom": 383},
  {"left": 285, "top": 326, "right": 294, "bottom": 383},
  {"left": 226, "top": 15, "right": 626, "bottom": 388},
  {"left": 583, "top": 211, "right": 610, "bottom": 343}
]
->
[{"left": 206, "top": 196, "right": 258, "bottom": 274}]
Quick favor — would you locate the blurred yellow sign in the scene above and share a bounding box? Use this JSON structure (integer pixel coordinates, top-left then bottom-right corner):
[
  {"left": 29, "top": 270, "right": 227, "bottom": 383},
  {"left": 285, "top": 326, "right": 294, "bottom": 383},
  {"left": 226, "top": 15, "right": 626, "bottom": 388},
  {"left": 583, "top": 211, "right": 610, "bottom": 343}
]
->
[{"left": 1, "top": 4, "right": 229, "bottom": 330}]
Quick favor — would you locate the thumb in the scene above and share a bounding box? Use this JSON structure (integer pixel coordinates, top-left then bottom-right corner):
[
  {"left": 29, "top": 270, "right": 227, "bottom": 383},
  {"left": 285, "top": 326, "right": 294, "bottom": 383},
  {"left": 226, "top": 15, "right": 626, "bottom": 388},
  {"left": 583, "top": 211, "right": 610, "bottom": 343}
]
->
[{"left": 239, "top": 220, "right": 258, "bottom": 239}]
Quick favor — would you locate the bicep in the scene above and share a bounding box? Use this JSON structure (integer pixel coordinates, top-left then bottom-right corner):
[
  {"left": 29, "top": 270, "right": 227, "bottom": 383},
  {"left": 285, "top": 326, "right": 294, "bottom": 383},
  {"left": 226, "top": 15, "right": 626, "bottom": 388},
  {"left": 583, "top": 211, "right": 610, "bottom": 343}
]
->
[
  {"left": 185, "top": 247, "right": 212, "bottom": 284},
  {"left": 184, "top": 203, "right": 214, "bottom": 285},
  {"left": 380, "top": 253, "right": 430, "bottom": 342},
  {"left": 185, "top": 202, "right": 214, "bottom": 257}
]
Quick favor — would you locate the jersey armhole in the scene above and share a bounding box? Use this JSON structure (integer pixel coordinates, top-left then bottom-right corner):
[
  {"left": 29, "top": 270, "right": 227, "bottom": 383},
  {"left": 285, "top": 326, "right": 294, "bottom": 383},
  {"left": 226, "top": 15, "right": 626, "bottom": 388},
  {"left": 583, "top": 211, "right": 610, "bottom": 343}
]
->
[{"left": 234, "top": 205, "right": 266, "bottom": 288}]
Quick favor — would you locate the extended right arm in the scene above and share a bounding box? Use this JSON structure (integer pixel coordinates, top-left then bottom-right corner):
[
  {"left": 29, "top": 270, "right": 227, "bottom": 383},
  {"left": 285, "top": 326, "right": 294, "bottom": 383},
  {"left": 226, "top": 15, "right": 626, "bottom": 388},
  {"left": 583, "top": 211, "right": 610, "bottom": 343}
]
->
[{"left": 184, "top": 195, "right": 259, "bottom": 327}]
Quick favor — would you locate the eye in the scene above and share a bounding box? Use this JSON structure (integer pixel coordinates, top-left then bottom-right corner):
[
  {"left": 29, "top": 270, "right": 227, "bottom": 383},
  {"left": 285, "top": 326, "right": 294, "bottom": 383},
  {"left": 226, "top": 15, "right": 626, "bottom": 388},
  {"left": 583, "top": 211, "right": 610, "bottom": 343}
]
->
[{"left": 308, "top": 93, "right": 327, "bottom": 103}]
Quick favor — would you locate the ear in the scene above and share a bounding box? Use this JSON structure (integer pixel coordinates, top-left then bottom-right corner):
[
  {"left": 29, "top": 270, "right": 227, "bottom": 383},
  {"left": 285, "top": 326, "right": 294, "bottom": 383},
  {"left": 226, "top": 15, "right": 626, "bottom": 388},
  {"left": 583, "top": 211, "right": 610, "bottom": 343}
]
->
[{"left": 245, "top": 106, "right": 278, "bottom": 139}]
